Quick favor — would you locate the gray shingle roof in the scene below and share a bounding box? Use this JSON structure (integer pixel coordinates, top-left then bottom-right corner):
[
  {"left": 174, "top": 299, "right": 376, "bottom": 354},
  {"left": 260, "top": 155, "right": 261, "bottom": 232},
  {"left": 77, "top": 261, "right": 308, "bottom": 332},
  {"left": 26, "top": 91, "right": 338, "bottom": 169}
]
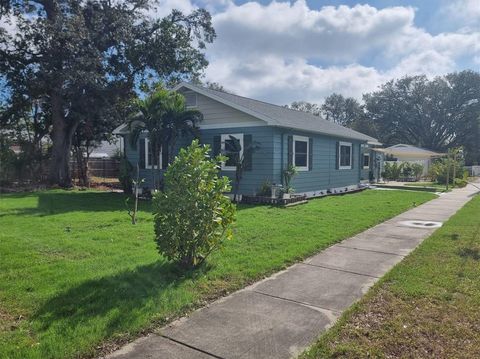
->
[{"left": 183, "top": 83, "right": 378, "bottom": 143}]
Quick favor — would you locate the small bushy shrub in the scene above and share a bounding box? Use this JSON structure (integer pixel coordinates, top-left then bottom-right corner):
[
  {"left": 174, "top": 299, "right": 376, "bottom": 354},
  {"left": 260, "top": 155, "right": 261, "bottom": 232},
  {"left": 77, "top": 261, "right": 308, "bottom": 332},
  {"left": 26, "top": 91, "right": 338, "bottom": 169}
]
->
[
  {"left": 153, "top": 140, "right": 236, "bottom": 269},
  {"left": 257, "top": 180, "right": 272, "bottom": 197}
]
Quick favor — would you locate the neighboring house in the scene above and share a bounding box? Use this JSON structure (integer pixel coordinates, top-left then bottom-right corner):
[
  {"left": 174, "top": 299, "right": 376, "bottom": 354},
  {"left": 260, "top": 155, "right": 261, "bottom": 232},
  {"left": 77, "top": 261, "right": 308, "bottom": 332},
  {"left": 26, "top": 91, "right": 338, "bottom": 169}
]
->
[
  {"left": 381, "top": 144, "right": 444, "bottom": 176},
  {"left": 115, "top": 82, "right": 381, "bottom": 197},
  {"left": 89, "top": 138, "right": 123, "bottom": 159}
]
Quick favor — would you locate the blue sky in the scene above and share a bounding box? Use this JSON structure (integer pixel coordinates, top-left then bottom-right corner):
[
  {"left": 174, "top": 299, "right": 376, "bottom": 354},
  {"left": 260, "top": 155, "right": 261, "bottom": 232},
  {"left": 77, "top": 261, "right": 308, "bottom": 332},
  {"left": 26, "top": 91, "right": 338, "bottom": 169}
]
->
[
  {"left": 1, "top": 0, "right": 478, "bottom": 105},
  {"left": 166, "top": 0, "right": 479, "bottom": 104}
]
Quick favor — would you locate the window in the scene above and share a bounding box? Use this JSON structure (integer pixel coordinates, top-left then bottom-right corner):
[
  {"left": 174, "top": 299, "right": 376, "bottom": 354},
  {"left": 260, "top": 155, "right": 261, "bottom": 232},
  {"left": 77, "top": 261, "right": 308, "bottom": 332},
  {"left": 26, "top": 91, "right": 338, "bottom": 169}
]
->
[
  {"left": 184, "top": 92, "right": 197, "bottom": 107},
  {"left": 339, "top": 141, "right": 352, "bottom": 170},
  {"left": 145, "top": 138, "right": 162, "bottom": 169},
  {"left": 363, "top": 153, "right": 370, "bottom": 169},
  {"left": 221, "top": 133, "right": 243, "bottom": 171},
  {"left": 293, "top": 135, "right": 309, "bottom": 171}
]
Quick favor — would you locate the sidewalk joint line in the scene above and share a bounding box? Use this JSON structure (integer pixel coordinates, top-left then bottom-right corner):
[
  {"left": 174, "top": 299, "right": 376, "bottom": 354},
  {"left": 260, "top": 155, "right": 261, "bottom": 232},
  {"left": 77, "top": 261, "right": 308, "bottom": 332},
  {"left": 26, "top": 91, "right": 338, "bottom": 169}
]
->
[
  {"left": 300, "top": 262, "right": 381, "bottom": 279},
  {"left": 160, "top": 335, "right": 225, "bottom": 359},
  {"left": 335, "top": 245, "right": 406, "bottom": 257},
  {"left": 251, "top": 290, "right": 342, "bottom": 315}
]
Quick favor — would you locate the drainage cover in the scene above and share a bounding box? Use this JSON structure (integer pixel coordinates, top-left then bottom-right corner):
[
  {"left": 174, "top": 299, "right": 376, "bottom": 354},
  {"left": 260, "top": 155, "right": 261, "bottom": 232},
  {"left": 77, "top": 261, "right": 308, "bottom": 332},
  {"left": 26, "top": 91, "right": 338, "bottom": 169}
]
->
[{"left": 399, "top": 220, "right": 443, "bottom": 229}]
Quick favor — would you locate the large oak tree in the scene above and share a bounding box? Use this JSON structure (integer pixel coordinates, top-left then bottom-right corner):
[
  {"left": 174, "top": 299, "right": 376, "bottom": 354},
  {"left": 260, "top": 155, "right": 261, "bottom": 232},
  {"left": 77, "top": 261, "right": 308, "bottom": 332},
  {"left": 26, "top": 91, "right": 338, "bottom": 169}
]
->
[{"left": 0, "top": 0, "right": 215, "bottom": 186}]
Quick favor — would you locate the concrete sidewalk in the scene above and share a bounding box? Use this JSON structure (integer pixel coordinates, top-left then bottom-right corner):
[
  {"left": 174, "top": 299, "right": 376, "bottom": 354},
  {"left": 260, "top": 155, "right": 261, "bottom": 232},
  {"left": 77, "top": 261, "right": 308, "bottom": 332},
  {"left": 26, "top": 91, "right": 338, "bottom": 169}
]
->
[{"left": 106, "top": 184, "right": 479, "bottom": 359}]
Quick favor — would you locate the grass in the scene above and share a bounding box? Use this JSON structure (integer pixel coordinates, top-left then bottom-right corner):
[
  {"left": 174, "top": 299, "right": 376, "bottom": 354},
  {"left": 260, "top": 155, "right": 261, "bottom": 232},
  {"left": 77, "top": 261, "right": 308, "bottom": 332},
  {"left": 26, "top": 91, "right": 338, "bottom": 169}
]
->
[
  {"left": 302, "top": 194, "right": 480, "bottom": 359},
  {"left": 404, "top": 181, "right": 449, "bottom": 191},
  {"left": 0, "top": 189, "right": 435, "bottom": 359}
]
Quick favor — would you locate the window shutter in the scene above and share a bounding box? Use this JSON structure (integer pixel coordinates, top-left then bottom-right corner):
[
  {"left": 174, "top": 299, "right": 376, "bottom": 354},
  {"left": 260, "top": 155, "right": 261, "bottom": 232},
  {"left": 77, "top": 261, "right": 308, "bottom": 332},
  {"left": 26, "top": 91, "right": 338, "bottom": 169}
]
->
[
  {"left": 287, "top": 135, "right": 293, "bottom": 167},
  {"left": 335, "top": 141, "right": 339, "bottom": 170},
  {"left": 351, "top": 144, "right": 355, "bottom": 169},
  {"left": 139, "top": 138, "right": 145, "bottom": 169},
  {"left": 162, "top": 144, "right": 169, "bottom": 170},
  {"left": 308, "top": 138, "right": 313, "bottom": 171},
  {"left": 244, "top": 134, "right": 253, "bottom": 171},
  {"left": 213, "top": 135, "right": 221, "bottom": 157}
]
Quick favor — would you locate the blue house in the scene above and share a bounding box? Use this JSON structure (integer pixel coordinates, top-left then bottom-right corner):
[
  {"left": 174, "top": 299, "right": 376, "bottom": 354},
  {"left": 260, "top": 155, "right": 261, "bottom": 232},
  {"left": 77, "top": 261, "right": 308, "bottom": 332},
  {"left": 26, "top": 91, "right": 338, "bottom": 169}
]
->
[{"left": 115, "top": 82, "right": 381, "bottom": 198}]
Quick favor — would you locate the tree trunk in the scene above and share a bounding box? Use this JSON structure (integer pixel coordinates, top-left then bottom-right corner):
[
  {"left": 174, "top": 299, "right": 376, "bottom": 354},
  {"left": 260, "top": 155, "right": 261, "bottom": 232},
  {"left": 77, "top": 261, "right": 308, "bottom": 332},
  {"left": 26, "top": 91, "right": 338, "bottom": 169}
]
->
[{"left": 48, "top": 93, "right": 77, "bottom": 187}]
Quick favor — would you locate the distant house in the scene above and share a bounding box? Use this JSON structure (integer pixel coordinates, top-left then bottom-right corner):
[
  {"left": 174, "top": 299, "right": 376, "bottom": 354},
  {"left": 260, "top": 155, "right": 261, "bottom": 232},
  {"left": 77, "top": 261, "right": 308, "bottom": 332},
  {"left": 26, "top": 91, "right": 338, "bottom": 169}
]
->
[
  {"left": 115, "top": 83, "right": 381, "bottom": 197},
  {"left": 382, "top": 144, "right": 444, "bottom": 175}
]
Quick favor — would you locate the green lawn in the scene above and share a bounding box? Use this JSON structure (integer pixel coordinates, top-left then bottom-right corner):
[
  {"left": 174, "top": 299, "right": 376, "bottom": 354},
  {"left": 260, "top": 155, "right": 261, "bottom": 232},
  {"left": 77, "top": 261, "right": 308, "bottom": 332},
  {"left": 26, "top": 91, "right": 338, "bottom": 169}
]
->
[
  {"left": 404, "top": 181, "right": 449, "bottom": 191},
  {"left": 302, "top": 194, "right": 480, "bottom": 359},
  {"left": 0, "top": 189, "right": 435, "bottom": 359}
]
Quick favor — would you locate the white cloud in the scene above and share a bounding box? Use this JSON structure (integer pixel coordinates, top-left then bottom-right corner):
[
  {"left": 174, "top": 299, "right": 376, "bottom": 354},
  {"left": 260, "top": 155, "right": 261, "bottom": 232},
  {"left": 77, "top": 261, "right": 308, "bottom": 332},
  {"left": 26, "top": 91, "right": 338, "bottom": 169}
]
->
[{"left": 201, "top": 1, "right": 480, "bottom": 104}]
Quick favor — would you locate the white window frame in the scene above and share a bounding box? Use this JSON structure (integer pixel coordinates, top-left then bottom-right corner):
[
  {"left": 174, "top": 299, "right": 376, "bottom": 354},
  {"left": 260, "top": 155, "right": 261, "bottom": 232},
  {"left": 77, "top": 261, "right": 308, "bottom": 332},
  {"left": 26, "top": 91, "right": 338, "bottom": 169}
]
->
[
  {"left": 221, "top": 133, "right": 243, "bottom": 171},
  {"left": 292, "top": 135, "right": 309, "bottom": 171},
  {"left": 363, "top": 153, "right": 370, "bottom": 169},
  {"left": 145, "top": 138, "right": 162, "bottom": 169},
  {"left": 338, "top": 141, "right": 352, "bottom": 170}
]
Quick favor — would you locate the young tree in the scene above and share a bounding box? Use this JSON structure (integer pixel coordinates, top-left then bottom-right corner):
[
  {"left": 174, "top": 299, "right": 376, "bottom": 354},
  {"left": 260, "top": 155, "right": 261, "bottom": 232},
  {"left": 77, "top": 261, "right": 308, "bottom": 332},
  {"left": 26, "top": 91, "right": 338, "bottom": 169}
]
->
[
  {"left": 153, "top": 140, "right": 235, "bottom": 269},
  {"left": 0, "top": 1, "right": 215, "bottom": 187}
]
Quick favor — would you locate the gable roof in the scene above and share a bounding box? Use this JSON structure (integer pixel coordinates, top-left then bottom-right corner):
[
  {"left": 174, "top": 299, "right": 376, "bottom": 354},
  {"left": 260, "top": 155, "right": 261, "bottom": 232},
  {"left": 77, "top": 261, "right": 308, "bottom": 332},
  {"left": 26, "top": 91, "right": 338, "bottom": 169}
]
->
[
  {"left": 173, "top": 82, "right": 379, "bottom": 143},
  {"left": 383, "top": 144, "right": 444, "bottom": 157}
]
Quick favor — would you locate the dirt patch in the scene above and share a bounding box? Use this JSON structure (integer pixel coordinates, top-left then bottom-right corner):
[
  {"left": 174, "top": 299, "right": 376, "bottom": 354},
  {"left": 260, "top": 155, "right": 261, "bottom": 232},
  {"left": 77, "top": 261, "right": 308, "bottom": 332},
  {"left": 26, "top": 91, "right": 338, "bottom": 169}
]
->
[{"left": 321, "top": 287, "right": 480, "bottom": 358}]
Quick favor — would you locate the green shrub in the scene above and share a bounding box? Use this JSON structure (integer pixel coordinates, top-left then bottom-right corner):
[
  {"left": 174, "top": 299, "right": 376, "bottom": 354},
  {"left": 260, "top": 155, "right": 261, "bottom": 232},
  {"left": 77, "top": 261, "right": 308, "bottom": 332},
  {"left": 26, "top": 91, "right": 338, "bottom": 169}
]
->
[
  {"left": 429, "top": 158, "right": 464, "bottom": 184},
  {"left": 257, "top": 179, "right": 272, "bottom": 197},
  {"left": 384, "top": 162, "right": 403, "bottom": 180},
  {"left": 411, "top": 163, "right": 424, "bottom": 180},
  {"left": 153, "top": 140, "right": 236, "bottom": 269}
]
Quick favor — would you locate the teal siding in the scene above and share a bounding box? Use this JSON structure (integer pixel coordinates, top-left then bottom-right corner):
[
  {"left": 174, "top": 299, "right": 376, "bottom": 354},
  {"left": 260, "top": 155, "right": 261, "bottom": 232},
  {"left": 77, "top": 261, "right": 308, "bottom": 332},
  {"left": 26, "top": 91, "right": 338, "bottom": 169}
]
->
[
  {"left": 200, "top": 126, "right": 276, "bottom": 195},
  {"left": 274, "top": 128, "right": 366, "bottom": 193},
  {"left": 124, "top": 125, "right": 370, "bottom": 195}
]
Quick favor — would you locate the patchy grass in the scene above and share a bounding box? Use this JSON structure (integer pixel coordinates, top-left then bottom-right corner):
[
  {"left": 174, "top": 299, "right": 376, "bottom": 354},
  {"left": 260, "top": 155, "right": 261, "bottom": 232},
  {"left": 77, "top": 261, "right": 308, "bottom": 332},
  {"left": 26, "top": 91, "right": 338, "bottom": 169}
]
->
[
  {"left": 404, "top": 181, "right": 450, "bottom": 191},
  {"left": 302, "top": 194, "right": 480, "bottom": 359},
  {"left": 0, "top": 189, "right": 435, "bottom": 359}
]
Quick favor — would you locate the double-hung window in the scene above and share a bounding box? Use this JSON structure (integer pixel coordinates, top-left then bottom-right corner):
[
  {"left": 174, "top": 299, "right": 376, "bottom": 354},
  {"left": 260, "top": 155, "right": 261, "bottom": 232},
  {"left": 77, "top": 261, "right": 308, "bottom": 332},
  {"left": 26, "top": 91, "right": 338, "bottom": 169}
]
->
[
  {"left": 338, "top": 141, "right": 352, "bottom": 170},
  {"left": 221, "top": 133, "right": 243, "bottom": 171},
  {"left": 145, "top": 138, "right": 162, "bottom": 169},
  {"left": 293, "top": 135, "right": 309, "bottom": 171},
  {"left": 363, "top": 153, "right": 370, "bottom": 169}
]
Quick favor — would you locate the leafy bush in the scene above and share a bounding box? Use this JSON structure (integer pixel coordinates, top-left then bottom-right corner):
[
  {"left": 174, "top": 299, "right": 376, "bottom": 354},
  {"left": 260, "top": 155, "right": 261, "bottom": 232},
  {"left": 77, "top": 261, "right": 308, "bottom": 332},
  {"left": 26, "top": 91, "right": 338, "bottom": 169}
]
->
[
  {"left": 411, "top": 163, "right": 424, "bottom": 180},
  {"left": 257, "top": 179, "right": 272, "bottom": 197},
  {"left": 153, "top": 140, "right": 236, "bottom": 269},
  {"left": 429, "top": 158, "right": 464, "bottom": 184},
  {"left": 283, "top": 164, "right": 297, "bottom": 193},
  {"left": 383, "top": 162, "right": 403, "bottom": 181}
]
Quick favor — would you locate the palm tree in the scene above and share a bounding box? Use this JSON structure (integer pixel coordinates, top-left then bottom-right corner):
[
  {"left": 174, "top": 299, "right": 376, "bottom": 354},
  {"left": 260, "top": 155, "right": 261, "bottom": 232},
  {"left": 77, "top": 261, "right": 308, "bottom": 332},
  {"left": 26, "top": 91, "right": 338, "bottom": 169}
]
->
[
  {"left": 128, "top": 88, "right": 203, "bottom": 190},
  {"left": 163, "top": 92, "right": 203, "bottom": 163},
  {"left": 128, "top": 88, "right": 170, "bottom": 190}
]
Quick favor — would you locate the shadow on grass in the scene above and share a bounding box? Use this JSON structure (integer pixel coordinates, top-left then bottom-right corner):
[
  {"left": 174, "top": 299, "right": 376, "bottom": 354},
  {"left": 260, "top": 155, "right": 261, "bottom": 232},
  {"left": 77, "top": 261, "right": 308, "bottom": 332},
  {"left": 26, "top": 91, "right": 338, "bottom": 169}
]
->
[
  {"left": 32, "top": 260, "right": 208, "bottom": 338},
  {"left": 0, "top": 191, "right": 152, "bottom": 217}
]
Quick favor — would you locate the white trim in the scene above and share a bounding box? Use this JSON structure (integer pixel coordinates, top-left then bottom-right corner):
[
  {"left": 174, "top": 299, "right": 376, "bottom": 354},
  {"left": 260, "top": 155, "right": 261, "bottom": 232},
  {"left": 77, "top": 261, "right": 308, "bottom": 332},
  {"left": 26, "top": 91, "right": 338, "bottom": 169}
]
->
[
  {"left": 145, "top": 138, "right": 162, "bottom": 170},
  {"left": 338, "top": 141, "right": 352, "bottom": 170},
  {"left": 292, "top": 135, "right": 309, "bottom": 171},
  {"left": 221, "top": 133, "right": 243, "bottom": 171},
  {"left": 363, "top": 153, "right": 370, "bottom": 169},
  {"left": 199, "top": 122, "right": 264, "bottom": 130}
]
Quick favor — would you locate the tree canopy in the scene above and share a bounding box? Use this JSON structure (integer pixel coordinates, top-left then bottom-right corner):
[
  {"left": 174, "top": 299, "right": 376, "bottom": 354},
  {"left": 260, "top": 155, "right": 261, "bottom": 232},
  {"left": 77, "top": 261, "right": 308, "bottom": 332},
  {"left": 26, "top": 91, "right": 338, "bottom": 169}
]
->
[
  {"left": 0, "top": 0, "right": 215, "bottom": 186},
  {"left": 287, "top": 71, "right": 480, "bottom": 165}
]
